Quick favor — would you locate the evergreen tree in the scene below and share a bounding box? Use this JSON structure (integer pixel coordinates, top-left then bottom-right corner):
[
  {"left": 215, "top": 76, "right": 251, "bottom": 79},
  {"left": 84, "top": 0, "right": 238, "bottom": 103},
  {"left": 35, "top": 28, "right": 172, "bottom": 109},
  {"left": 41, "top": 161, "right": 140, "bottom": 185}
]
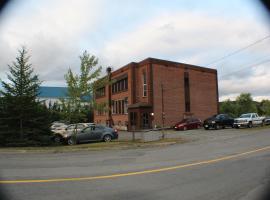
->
[{"left": 0, "top": 47, "right": 50, "bottom": 143}]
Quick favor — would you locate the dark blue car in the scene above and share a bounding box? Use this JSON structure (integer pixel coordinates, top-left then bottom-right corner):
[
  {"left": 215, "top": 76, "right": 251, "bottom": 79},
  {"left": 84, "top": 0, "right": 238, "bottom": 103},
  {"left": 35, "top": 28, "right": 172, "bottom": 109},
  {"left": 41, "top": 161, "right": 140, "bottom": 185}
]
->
[{"left": 66, "top": 125, "right": 118, "bottom": 145}]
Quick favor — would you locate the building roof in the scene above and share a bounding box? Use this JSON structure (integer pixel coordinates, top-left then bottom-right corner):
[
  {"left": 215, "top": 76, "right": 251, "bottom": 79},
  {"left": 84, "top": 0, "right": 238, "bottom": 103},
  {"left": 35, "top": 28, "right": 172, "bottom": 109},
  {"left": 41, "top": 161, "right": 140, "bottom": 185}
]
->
[
  {"left": 108, "top": 57, "right": 217, "bottom": 78},
  {"left": 38, "top": 86, "right": 92, "bottom": 101},
  {"left": 38, "top": 86, "right": 68, "bottom": 98}
]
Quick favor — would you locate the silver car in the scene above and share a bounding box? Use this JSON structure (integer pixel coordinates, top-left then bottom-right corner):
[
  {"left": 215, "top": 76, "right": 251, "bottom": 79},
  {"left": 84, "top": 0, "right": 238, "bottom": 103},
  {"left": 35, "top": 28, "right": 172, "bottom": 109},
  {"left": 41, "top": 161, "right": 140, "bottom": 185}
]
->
[{"left": 53, "top": 123, "right": 95, "bottom": 143}]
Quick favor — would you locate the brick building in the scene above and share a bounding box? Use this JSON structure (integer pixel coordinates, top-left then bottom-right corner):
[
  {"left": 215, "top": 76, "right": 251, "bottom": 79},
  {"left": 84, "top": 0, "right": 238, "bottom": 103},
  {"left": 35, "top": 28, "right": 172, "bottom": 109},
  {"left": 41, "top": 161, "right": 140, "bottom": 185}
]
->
[{"left": 94, "top": 58, "right": 218, "bottom": 131}]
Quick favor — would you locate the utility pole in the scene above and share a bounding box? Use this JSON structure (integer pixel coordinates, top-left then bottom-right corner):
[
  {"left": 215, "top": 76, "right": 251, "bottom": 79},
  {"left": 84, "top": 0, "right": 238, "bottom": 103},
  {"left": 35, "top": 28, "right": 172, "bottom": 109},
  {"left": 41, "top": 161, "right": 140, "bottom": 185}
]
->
[
  {"left": 107, "top": 67, "right": 112, "bottom": 127},
  {"left": 161, "top": 83, "right": 165, "bottom": 139}
]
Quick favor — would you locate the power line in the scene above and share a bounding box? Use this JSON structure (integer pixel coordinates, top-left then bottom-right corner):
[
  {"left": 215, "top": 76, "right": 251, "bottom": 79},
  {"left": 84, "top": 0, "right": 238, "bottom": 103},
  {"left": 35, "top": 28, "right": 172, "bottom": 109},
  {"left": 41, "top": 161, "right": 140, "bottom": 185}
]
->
[
  {"left": 205, "top": 34, "right": 270, "bottom": 67},
  {"left": 219, "top": 59, "right": 270, "bottom": 78},
  {"left": 160, "top": 58, "right": 270, "bottom": 92}
]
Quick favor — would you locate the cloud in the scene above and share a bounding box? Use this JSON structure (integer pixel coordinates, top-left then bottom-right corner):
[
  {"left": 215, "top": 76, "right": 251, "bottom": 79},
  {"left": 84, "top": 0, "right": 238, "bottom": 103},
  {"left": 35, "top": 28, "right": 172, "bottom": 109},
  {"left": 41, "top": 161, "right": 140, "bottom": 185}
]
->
[
  {"left": 101, "top": 12, "right": 270, "bottom": 100},
  {"left": 0, "top": 1, "right": 269, "bottom": 101},
  {"left": 0, "top": 0, "right": 104, "bottom": 86},
  {"left": 219, "top": 64, "right": 270, "bottom": 101},
  {"left": 102, "top": 12, "right": 269, "bottom": 66}
]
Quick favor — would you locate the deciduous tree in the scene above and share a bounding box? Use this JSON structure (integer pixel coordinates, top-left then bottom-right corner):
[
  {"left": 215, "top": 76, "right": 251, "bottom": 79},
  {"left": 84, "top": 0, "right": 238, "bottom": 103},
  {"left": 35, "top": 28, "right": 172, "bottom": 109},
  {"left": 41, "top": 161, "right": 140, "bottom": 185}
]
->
[{"left": 61, "top": 51, "right": 102, "bottom": 123}]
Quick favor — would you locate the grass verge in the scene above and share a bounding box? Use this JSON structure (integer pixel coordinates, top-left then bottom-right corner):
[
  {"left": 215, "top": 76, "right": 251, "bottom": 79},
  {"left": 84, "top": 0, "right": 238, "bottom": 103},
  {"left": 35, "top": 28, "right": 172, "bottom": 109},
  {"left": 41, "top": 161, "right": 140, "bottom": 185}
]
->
[{"left": 0, "top": 138, "right": 187, "bottom": 153}]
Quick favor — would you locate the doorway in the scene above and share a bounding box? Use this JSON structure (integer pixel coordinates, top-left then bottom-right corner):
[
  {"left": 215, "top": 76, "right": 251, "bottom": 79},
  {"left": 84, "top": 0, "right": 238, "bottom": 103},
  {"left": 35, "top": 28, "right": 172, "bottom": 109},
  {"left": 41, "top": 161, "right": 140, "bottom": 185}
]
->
[{"left": 142, "top": 113, "right": 150, "bottom": 129}]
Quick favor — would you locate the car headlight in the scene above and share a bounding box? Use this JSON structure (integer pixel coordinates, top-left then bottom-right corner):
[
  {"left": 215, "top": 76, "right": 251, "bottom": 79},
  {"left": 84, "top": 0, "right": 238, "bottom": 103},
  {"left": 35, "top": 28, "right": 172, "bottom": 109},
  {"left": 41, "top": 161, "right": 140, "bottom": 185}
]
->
[{"left": 211, "top": 121, "right": 216, "bottom": 124}]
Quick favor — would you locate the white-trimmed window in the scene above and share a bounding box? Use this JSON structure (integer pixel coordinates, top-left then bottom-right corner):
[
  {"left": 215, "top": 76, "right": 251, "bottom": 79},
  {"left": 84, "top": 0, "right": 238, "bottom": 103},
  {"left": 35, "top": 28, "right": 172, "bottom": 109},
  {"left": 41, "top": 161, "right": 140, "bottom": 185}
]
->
[
  {"left": 142, "top": 72, "right": 147, "bottom": 97},
  {"left": 111, "top": 98, "right": 128, "bottom": 115},
  {"left": 124, "top": 97, "right": 128, "bottom": 114}
]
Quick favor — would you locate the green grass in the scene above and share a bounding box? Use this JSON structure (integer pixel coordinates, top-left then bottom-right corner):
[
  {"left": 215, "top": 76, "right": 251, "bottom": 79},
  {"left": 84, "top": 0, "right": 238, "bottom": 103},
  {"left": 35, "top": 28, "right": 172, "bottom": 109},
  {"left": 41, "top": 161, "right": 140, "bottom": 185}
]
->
[{"left": 0, "top": 138, "right": 186, "bottom": 153}]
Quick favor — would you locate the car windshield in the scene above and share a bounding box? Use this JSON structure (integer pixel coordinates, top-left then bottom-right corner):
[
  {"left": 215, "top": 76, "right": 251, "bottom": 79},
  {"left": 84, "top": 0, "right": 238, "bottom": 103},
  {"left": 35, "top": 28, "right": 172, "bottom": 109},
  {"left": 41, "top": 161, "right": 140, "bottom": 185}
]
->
[
  {"left": 239, "top": 114, "right": 251, "bottom": 118},
  {"left": 96, "top": 125, "right": 105, "bottom": 129}
]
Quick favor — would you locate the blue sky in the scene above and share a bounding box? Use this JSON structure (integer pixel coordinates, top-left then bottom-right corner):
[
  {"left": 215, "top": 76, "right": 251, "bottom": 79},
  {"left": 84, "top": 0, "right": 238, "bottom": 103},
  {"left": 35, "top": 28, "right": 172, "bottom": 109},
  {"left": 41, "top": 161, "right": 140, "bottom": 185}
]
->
[{"left": 0, "top": 0, "right": 269, "bottom": 101}]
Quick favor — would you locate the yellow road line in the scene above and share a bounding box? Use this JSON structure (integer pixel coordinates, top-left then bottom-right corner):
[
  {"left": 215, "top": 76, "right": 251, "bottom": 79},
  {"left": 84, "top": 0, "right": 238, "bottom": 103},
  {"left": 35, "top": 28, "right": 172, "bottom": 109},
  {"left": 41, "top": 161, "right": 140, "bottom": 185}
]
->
[{"left": 1, "top": 145, "right": 270, "bottom": 184}]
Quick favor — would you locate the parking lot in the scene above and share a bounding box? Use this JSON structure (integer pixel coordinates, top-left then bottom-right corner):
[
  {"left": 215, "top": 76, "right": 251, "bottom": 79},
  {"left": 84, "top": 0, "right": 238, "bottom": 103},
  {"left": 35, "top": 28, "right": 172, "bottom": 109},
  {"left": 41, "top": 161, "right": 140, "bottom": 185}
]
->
[
  {"left": 1, "top": 125, "right": 270, "bottom": 200},
  {"left": 118, "top": 126, "right": 270, "bottom": 144}
]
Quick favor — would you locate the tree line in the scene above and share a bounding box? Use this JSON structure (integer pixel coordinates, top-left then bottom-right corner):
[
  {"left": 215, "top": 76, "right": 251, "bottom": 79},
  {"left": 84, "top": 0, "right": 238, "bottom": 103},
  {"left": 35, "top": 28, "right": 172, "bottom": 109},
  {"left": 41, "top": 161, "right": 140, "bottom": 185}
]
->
[
  {"left": 220, "top": 93, "right": 270, "bottom": 117},
  {"left": 0, "top": 47, "right": 102, "bottom": 146}
]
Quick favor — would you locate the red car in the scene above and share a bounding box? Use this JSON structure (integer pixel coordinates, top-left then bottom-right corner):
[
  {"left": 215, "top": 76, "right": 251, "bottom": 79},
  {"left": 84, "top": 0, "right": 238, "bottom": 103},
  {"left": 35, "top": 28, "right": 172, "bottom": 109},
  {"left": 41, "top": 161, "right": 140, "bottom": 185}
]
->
[{"left": 174, "top": 118, "right": 202, "bottom": 131}]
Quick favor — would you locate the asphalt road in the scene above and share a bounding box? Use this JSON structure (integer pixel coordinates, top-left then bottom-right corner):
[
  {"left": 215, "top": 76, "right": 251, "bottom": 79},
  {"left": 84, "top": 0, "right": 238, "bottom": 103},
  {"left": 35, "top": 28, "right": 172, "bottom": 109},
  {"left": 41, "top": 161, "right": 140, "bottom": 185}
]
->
[{"left": 1, "top": 127, "right": 270, "bottom": 200}]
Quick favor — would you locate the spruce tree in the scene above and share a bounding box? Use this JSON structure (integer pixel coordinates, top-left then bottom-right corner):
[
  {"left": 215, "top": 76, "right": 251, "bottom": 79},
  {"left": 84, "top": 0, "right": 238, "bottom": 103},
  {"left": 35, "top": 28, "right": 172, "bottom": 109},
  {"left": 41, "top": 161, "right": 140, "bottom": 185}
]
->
[{"left": 0, "top": 47, "right": 49, "bottom": 142}]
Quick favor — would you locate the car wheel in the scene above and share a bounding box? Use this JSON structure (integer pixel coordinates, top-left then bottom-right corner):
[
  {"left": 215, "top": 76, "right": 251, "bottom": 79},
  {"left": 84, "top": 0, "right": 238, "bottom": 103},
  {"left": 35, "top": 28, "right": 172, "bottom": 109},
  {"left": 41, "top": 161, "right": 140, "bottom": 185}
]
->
[
  {"left": 183, "top": 126, "right": 187, "bottom": 131},
  {"left": 215, "top": 124, "right": 220, "bottom": 130},
  {"left": 103, "top": 135, "right": 112, "bottom": 142},
  {"left": 248, "top": 122, "right": 253, "bottom": 128},
  {"left": 67, "top": 138, "right": 76, "bottom": 145},
  {"left": 54, "top": 135, "right": 62, "bottom": 144},
  {"left": 204, "top": 127, "right": 209, "bottom": 130}
]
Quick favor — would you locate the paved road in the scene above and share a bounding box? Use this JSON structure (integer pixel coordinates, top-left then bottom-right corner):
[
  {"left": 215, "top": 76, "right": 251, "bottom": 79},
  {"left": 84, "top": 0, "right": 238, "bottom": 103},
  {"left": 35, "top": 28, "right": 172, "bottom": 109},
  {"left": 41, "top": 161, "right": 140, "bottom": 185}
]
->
[{"left": 1, "top": 128, "right": 270, "bottom": 200}]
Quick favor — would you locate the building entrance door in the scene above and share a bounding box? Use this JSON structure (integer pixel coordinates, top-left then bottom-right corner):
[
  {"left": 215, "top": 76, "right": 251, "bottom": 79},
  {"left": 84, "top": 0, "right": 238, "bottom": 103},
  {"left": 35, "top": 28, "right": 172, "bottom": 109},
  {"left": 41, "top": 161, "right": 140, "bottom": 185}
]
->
[
  {"left": 129, "top": 112, "right": 137, "bottom": 130},
  {"left": 142, "top": 113, "right": 150, "bottom": 129}
]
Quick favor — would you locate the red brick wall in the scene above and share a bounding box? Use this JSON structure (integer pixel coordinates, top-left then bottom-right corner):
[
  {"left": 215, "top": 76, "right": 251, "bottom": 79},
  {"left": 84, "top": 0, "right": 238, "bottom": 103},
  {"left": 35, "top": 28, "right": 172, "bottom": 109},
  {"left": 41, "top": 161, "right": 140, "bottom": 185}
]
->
[
  {"left": 94, "top": 66, "right": 132, "bottom": 127},
  {"left": 94, "top": 85, "right": 108, "bottom": 124},
  {"left": 135, "top": 64, "right": 150, "bottom": 103},
  {"left": 189, "top": 70, "right": 218, "bottom": 121},
  {"left": 152, "top": 64, "right": 185, "bottom": 127},
  {"left": 152, "top": 63, "right": 218, "bottom": 127},
  {"left": 94, "top": 58, "right": 218, "bottom": 129}
]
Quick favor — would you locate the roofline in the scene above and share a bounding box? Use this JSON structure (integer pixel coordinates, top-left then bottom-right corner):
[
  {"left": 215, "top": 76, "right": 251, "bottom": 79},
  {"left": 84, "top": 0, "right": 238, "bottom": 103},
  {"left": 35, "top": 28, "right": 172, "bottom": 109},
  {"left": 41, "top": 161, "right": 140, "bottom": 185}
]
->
[
  {"left": 138, "top": 57, "right": 217, "bottom": 74},
  {"left": 98, "top": 57, "right": 217, "bottom": 81}
]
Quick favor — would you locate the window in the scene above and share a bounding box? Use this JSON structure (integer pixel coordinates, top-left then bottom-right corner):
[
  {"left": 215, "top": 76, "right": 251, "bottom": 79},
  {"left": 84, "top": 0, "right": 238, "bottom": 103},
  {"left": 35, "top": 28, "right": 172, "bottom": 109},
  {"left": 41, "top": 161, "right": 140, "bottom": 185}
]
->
[
  {"left": 111, "top": 100, "right": 115, "bottom": 114},
  {"left": 83, "top": 127, "right": 91, "bottom": 133},
  {"left": 96, "top": 87, "right": 105, "bottom": 98},
  {"left": 124, "top": 97, "right": 128, "bottom": 114},
  {"left": 118, "top": 100, "right": 121, "bottom": 114},
  {"left": 142, "top": 72, "right": 147, "bottom": 97},
  {"left": 111, "top": 98, "right": 128, "bottom": 115},
  {"left": 130, "top": 112, "right": 137, "bottom": 126},
  {"left": 112, "top": 77, "right": 128, "bottom": 94},
  {"left": 77, "top": 124, "right": 85, "bottom": 129},
  {"left": 184, "top": 72, "right": 190, "bottom": 112},
  {"left": 96, "top": 125, "right": 105, "bottom": 129}
]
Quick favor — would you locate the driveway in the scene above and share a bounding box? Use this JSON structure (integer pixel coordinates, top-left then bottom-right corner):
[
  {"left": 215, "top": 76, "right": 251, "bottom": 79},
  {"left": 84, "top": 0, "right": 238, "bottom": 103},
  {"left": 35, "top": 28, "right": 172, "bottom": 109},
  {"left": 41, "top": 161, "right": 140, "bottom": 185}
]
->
[{"left": 1, "top": 127, "right": 270, "bottom": 200}]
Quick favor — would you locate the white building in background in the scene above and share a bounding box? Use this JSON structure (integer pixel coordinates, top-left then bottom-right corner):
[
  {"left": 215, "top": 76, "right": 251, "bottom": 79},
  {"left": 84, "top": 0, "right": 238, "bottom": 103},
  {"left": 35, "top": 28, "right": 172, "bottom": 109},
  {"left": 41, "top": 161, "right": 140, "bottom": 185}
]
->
[{"left": 38, "top": 86, "right": 68, "bottom": 107}]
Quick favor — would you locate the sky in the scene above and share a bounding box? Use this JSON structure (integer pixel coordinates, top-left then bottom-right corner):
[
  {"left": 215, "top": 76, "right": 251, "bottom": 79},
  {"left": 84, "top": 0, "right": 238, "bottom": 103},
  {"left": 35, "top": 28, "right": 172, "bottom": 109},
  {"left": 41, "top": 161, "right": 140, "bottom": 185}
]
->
[{"left": 0, "top": 0, "right": 269, "bottom": 101}]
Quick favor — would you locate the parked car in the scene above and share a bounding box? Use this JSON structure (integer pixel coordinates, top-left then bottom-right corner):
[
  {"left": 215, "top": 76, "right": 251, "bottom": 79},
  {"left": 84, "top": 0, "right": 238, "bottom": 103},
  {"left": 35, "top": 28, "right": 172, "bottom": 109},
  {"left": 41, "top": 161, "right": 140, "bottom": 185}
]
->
[
  {"left": 52, "top": 123, "right": 95, "bottom": 143},
  {"left": 65, "top": 125, "right": 118, "bottom": 145},
  {"left": 174, "top": 118, "right": 202, "bottom": 131},
  {"left": 234, "top": 113, "right": 265, "bottom": 128},
  {"left": 203, "top": 114, "right": 234, "bottom": 130},
  {"left": 264, "top": 116, "right": 270, "bottom": 125},
  {"left": 50, "top": 122, "right": 68, "bottom": 133}
]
